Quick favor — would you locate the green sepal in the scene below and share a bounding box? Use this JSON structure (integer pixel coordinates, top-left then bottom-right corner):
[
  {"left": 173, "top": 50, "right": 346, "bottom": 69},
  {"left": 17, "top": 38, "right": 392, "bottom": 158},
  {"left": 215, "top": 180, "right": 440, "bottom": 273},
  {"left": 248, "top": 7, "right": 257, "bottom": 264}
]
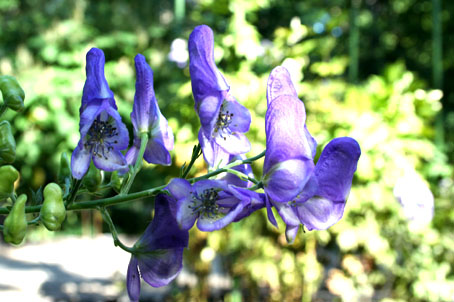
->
[
  {"left": 3, "top": 194, "right": 27, "bottom": 245},
  {"left": 83, "top": 162, "right": 102, "bottom": 192},
  {"left": 40, "top": 183, "right": 66, "bottom": 231},
  {"left": 0, "top": 121, "right": 16, "bottom": 165},
  {"left": 0, "top": 165, "right": 19, "bottom": 199},
  {"left": 0, "top": 76, "right": 25, "bottom": 112}
]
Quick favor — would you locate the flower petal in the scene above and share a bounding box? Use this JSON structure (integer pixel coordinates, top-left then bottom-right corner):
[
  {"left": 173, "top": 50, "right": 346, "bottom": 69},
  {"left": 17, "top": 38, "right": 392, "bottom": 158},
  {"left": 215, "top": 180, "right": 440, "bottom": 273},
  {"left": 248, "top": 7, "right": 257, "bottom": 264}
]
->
[
  {"left": 139, "top": 194, "right": 189, "bottom": 250},
  {"left": 176, "top": 197, "right": 198, "bottom": 231},
  {"left": 196, "top": 200, "right": 245, "bottom": 231},
  {"left": 126, "top": 256, "right": 140, "bottom": 302},
  {"left": 314, "top": 137, "right": 361, "bottom": 202},
  {"left": 125, "top": 142, "right": 140, "bottom": 166},
  {"left": 272, "top": 201, "right": 300, "bottom": 226},
  {"left": 92, "top": 149, "right": 127, "bottom": 172},
  {"left": 265, "top": 194, "right": 278, "bottom": 228},
  {"left": 285, "top": 225, "right": 299, "bottom": 244},
  {"left": 198, "top": 94, "right": 223, "bottom": 135},
  {"left": 131, "top": 54, "right": 157, "bottom": 133},
  {"left": 167, "top": 178, "right": 192, "bottom": 201},
  {"left": 138, "top": 248, "right": 184, "bottom": 288},
  {"left": 70, "top": 144, "right": 91, "bottom": 179},
  {"left": 266, "top": 66, "right": 298, "bottom": 105},
  {"left": 215, "top": 132, "right": 251, "bottom": 156},
  {"left": 151, "top": 110, "right": 174, "bottom": 152},
  {"left": 263, "top": 158, "right": 314, "bottom": 203},
  {"left": 199, "top": 129, "right": 230, "bottom": 168},
  {"left": 229, "top": 188, "right": 266, "bottom": 221},
  {"left": 82, "top": 48, "right": 115, "bottom": 109},
  {"left": 104, "top": 104, "right": 130, "bottom": 150},
  {"left": 295, "top": 196, "right": 346, "bottom": 231},
  {"left": 143, "top": 139, "right": 172, "bottom": 166},
  {"left": 263, "top": 95, "right": 313, "bottom": 174},
  {"left": 222, "top": 98, "right": 251, "bottom": 133},
  {"left": 188, "top": 25, "right": 229, "bottom": 108}
]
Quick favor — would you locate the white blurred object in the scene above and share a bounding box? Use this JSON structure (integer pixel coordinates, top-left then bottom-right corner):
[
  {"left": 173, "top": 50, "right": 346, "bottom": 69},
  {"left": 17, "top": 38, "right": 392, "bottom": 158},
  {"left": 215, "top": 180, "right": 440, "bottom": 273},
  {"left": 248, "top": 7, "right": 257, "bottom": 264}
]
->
[
  {"left": 168, "top": 38, "right": 188, "bottom": 68},
  {"left": 393, "top": 169, "right": 434, "bottom": 228}
]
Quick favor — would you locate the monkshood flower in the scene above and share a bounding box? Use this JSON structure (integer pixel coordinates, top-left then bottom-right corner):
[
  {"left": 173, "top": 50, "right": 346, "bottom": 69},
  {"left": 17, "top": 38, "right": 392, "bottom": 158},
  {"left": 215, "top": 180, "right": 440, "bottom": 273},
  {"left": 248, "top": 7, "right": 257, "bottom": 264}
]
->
[
  {"left": 189, "top": 25, "right": 252, "bottom": 168},
  {"left": 263, "top": 66, "right": 361, "bottom": 243},
  {"left": 125, "top": 54, "right": 174, "bottom": 166},
  {"left": 71, "top": 48, "right": 129, "bottom": 179},
  {"left": 167, "top": 178, "right": 265, "bottom": 231},
  {"left": 127, "top": 194, "right": 189, "bottom": 301},
  {"left": 393, "top": 169, "right": 434, "bottom": 228}
]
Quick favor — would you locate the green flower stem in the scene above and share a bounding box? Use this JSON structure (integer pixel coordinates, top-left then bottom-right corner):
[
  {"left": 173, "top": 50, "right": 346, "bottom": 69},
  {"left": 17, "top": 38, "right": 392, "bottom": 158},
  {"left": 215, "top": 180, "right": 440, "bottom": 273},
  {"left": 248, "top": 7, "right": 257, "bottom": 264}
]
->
[
  {"left": 120, "top": 132, "right": 149, "bottom": 195},
  {"left": 248, "top": 181, "right": 264, "bottom": 191},
  {"left": 181, "top": 144, "right": 202, "bottom": 178},
  {"left": 224, "top": 168, "right": 259, "bottom": 185},
  {"left": 0, "top": 150, "right": 266, "bottom": 216},
  {"left": 99, "top": 207, "right": 136, "bottom": 254},
  {"left": 66, "top": 178, "right": 83, "bottom": 207},
  {"left": 188, "top": 150, "right": 265, "bottom": 183}
]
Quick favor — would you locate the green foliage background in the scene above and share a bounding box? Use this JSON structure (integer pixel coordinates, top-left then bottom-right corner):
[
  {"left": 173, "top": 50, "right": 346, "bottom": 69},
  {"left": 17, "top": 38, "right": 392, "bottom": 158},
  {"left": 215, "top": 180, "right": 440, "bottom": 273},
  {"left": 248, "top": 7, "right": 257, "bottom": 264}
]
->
[{"left": 1, "top": 0, "right": 454, "bottom": 301}]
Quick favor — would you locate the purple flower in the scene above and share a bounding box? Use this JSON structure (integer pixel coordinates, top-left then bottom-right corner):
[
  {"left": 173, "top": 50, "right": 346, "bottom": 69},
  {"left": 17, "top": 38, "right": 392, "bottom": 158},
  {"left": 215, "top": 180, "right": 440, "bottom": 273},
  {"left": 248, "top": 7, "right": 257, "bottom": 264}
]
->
[
  {"left": 189, "top": 25, "right": 251, "bottom": 168},
  {"left": 167, "top": 178, "right": 264, "bottom": 231},
  {"left": 263, "top": 66, "right": 361, "bottom": 242},
  {"left": 125, "top": 54, "right": 174, "bottom": 167},
  {"left": 127, "top": 194, "right": 189, "bottom": 301},
  {"left": 71, "top": 48, "right": 129, "bottom": 179}
]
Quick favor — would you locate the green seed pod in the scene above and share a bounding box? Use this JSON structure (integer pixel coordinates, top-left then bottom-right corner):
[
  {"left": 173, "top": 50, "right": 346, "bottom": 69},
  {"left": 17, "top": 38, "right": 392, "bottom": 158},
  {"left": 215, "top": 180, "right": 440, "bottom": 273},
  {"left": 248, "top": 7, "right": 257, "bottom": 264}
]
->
[
  {"left": 83, "top": 163, "right": 102, "bottom": 192},
  {"left": 40, "top": 183, "right": 66, "bottom": 231},
  {"left": 0, "top": 165, "right": 19, "bottom": 199},
  {"left": 0, "top": 76, "right": 25, "bottom": 112},
  {"left": 110, "top": 171, "right": 123, "bottom": 193},
  {"left": 3, "top": 194, "right": 27, "bottom": 245},
  {"left": 57, "top": 152, "right": 71, "bottom": 185},
  {"left": 0, "top": 121, "right": 16, "bottom": 165}
]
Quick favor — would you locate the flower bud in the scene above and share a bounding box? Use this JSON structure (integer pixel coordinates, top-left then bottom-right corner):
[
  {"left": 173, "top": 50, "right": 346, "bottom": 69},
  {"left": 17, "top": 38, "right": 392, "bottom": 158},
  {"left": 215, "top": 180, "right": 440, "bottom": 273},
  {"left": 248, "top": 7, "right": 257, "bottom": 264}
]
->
[
  {"left": 110, "top": 171, "right": 123, "bottom": 193},
  {"left": 0, "top": 165, "right": 19, "bottom": 199},
  {"left": 57, "top": 152, "right": 71, "bottom": 185},
  {"left": 83, "top": 163, "right": 102, "bottom": 192},
  {"left": 0, "top": 76, "right": 25, "bottom": 112},
  {"left": 0, "top": 121, "right": 16, "bottom": 165},
  {"left": 3, "top": 194, "right": 27, "bottom": 245},
  {"left": 40, "top": 183, "right": 66, "bottom": 231}
]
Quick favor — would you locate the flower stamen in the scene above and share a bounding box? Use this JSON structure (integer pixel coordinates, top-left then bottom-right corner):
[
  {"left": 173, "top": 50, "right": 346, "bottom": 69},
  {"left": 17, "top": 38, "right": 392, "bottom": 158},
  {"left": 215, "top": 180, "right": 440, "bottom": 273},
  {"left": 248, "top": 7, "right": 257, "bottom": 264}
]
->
[
  {"left": 213, "top": 103, "right": 234, "bottom": 140},
  {"left": 84, "top": 117, "right": 119, "bottom": 159},
  {"left": 189, "top": 188, "right": 221, "bottom": 218}
]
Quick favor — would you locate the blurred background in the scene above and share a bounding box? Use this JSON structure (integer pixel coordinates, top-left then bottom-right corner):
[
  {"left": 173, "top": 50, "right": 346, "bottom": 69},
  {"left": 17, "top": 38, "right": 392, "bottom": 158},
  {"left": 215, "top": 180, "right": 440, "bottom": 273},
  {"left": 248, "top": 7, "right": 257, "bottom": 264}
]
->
[{"left": 1, "top": 0, "right": 454, "bottom": 301}]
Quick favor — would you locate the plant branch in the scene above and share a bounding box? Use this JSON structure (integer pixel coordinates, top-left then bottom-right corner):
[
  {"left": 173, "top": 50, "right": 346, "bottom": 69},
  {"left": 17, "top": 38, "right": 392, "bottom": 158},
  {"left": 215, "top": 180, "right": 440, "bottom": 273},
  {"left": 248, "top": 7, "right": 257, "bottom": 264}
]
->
[{"left": 0, "top": 150, "right": 266, "bottom": 215}]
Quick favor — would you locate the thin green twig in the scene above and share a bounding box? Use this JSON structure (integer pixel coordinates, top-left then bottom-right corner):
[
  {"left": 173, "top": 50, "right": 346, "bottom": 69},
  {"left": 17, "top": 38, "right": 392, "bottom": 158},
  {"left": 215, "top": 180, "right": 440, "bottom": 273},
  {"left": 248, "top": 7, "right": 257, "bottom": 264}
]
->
[{"left": 99, "top": 207, "right": 136, "bottom": 254}]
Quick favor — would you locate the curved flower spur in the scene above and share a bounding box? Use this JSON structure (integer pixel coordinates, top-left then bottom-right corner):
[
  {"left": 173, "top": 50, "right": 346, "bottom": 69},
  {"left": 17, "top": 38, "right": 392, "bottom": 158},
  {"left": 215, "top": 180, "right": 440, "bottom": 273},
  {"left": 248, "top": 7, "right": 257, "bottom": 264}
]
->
[
  {"left": 189, "top": 25, "right": 252, "bottom": 168},
  {"left": 71, "top": 48, "right": 129, "bottom": 179},
  {"left": 263, "top": 66, "right": 361, "bottom": 243}
]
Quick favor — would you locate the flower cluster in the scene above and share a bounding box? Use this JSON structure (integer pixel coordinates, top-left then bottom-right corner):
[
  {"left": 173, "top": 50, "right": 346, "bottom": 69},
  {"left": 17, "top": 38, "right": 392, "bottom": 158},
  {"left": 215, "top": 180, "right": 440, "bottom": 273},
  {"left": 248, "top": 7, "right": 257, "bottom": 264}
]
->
[
  {"left": 70, "top": 26, "right": 360, "bottom": 301},
  {"left": 71, "top": 48, "right": 174, "bottom": 179}
]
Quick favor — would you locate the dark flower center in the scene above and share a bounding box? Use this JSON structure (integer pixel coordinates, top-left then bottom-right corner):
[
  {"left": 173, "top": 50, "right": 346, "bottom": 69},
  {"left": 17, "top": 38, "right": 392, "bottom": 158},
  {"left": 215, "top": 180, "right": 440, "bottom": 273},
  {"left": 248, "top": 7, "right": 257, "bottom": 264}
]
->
[
  {"left": 84, "top": 117, "right": 118, "bottom": 159},
  {"left": 213, "top": 103, "right": 234, "bottom": 140},
  {"left": 189, "top": 188, "right": 220, "bottom": 218}
]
